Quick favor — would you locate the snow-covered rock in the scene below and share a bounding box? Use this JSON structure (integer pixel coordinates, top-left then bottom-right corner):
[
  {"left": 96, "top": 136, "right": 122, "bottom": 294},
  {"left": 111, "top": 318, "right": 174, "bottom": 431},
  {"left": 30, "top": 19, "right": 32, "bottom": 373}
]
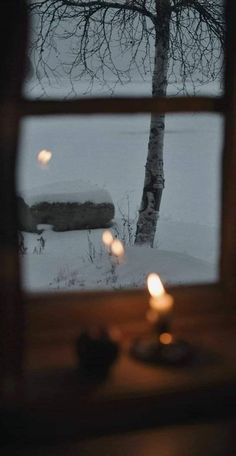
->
[
  {"left": 18, "top": 180, "right": 115, "bottom": 232},
  {"left": 31, "top": 200, "right": 114, "bottom": 232}
]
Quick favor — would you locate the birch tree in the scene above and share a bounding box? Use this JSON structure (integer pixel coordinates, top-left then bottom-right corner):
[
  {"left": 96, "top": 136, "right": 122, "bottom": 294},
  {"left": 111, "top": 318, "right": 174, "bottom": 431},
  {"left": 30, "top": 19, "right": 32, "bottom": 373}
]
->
[{"left": 29, "top": 0, "right": 225, "bottom": 246}]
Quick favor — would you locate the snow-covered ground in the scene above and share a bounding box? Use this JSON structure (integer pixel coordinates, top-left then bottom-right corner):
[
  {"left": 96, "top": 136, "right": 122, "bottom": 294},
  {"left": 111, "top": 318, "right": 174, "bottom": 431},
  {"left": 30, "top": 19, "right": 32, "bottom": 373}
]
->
[
  {"left": 18, "top": 80, "right": 223, "bottom": 292},
  {"left": 21, "top": 229, "right": 216, "bottom": 292}
]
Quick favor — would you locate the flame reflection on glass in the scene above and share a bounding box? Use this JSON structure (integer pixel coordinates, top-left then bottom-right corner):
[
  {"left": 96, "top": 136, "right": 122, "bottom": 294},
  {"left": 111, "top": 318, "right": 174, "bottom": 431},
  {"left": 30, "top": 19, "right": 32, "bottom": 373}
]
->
[
  {"left": 37, "top": 149, "right": 52, "bottom": 167},
  {"left": 111, "top": 239, "right": 124, "bottom": 258},
  {"left": 102, "top": 230, "right": 114, "bottom": 247}
]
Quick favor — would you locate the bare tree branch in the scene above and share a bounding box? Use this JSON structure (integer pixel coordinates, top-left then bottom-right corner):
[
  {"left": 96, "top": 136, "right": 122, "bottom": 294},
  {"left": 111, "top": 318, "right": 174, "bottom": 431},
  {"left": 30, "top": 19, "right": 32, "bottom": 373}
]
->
[
  {"left": 28, "top": 0, "right": 224, "bottom": 93},
  {"left": 27, "top": 0, "right": 225, "bottom": 246}
]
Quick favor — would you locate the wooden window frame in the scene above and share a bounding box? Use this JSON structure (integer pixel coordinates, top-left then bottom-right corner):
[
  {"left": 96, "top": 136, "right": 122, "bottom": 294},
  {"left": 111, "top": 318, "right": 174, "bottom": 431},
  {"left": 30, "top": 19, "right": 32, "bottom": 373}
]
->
[{"left": 0, "top": 0, "right": 236, "bottom": 441}]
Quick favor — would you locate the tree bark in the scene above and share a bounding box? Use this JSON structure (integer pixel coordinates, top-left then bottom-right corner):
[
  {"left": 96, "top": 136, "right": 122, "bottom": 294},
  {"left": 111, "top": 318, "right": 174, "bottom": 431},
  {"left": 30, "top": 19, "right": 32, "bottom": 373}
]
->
[{"left": 135, "top": 2, "right": 171, "bottom": 247}]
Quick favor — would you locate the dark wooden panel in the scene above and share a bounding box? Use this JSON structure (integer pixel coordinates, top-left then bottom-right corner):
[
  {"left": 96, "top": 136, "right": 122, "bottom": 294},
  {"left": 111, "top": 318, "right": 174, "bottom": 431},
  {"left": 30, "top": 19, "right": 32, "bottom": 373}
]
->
[
  {"left": 0, "top": 0, "right": 28, "bottom": 400},
  {"left": 4, "top": 420, "right": 235, "bottom": 456},
  {"left": 220, "top": 0, "right": 236, "bottom": 292},
  {"left": 21, "top": 96, "right": 223, "bottom": 116}
]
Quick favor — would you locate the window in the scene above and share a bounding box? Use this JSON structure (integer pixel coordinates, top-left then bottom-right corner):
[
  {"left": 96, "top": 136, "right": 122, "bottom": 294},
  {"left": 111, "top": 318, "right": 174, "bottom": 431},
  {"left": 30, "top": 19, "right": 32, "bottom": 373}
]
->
[
  {"left": 18, "top": 113, "right": 223, "bottom": 291},
  {"left": 18, "top": 0, "right": 225, "bottom": 292},
  {"left": 0, "top": 0, "right": 236, "bottom": 439}
]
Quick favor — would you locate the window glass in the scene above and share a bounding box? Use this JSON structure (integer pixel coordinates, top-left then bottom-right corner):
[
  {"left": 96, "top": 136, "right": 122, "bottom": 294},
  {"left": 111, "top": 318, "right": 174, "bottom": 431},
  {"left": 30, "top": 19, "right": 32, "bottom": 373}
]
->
[
  {"left": 17, "top": 113, "right": 222, "bottom": 292},
  {"left": 25, "top": 1, "right": 224, "bottom": 98}
]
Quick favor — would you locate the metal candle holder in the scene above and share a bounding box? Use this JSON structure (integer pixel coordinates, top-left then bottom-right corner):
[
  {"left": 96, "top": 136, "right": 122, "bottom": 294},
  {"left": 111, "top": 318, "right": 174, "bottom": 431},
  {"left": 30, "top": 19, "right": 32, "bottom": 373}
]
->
[
  {"left": 130, "top": 330, "right": 193, "bottom": 366},
  {"left": 130, "top": 274, "right": 193, "bottom": 366}
]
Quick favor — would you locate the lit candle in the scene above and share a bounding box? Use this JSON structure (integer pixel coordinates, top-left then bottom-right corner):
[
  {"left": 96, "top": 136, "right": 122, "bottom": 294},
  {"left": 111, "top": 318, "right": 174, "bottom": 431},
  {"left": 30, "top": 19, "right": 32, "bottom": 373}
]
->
[
  {"left": 102, "top": 230, "right": 114, "bottom": 252},
  {"left": 146, "top": 273, "right": 174, "bottom": 333},
  {"left": 110, "top": 239, "right": 125, "bottom": 263},
  {"left": 130, "top": 274, "right": 192, "bottom": 365}
]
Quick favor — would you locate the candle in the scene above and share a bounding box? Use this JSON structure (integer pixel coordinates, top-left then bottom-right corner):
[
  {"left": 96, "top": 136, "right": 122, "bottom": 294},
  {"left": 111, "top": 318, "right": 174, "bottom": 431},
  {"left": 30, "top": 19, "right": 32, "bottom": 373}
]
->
[
  {"left": 146, "top": 273, "right": 174, "bottom": 333},
  {"left": 130, "top": 273, "right": 192, "bottom": 365}
]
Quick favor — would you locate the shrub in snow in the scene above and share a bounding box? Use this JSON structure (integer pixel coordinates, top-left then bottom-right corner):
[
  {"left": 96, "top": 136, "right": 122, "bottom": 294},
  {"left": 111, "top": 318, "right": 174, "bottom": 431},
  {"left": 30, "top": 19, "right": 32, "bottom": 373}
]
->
[
  {"left": 33, "top": 235, "right": 46, "bottom": 254},
  {"left": 114, "top": 199, "right": 137, "bottom": 247},
  {"left": 18, "top": 232, "right": 27, "bottom": 255}
]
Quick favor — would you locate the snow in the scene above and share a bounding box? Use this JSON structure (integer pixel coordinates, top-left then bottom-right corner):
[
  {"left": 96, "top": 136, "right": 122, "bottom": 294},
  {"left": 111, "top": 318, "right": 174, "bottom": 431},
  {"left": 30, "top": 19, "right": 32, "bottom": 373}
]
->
[
  {"left": 18, "top": 80, "right": 222, "bottom": 292},
  {"left": 21, "top": 180, "right": 113, "bottom": 206},
  {"left": 24, "top": 78, "right": 222, "bottom": 99},
  {"left": 20, "top": 229, "right": 216, "bottom": 293}
]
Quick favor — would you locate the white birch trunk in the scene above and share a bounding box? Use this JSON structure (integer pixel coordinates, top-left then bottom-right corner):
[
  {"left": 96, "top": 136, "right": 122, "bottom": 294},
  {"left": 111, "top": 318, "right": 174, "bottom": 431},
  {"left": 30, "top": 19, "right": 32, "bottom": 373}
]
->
[{"left": 135, "top": 3, "right": 170, "bottom": 247}]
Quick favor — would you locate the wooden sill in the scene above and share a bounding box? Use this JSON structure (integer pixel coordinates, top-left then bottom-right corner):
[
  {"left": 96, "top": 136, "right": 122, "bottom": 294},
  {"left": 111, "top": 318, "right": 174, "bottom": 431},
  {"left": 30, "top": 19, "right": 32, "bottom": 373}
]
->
[
  {"left": 4, "top": 419, "right": 236, "bottom": 455},
  {"left": 2, "top": 287, "right": 235, "bottom": 444},
  {"left": 26, "top": 283, "right": 235, "bottom": 344}
]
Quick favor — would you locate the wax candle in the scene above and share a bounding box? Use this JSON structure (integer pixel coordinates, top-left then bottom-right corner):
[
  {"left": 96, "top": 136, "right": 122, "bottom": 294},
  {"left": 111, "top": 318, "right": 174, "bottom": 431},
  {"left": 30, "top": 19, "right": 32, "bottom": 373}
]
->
[{"left": 146, "top": 273, "right": 174, "bottom": 333}]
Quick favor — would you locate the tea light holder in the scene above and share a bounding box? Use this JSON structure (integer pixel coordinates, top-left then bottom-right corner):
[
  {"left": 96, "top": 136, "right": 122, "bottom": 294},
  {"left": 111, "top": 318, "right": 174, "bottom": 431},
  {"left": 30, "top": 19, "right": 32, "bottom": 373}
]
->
[{"left": 130, "top": 273, "right": 193, "bottom": 366}]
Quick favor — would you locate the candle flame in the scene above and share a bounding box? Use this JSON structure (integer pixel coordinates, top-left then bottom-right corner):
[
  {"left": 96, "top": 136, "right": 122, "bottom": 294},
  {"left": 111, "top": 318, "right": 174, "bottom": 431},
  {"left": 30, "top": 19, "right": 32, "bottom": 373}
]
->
[
  {"left": 147, "top": 273, "right": 165, "bottom": 298},
  {"left": 102, "top": 230, "right": 113, "bottom": 247},
  {"left": 37, "top": 149, "right": 52, "bottom": 167},
  {"left": 111, "top": 239, "right": 124, "bottom": 258}
]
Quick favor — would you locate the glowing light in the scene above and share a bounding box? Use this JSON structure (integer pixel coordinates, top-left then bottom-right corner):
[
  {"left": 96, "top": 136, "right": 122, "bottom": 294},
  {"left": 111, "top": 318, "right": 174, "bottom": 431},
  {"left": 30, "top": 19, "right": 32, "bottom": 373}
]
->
[
  {"left": 37, "top": 149, "right": 52, "bottom": 167},
  {"left": 147, "top": 273, "right": 173, "bottom": 317},
  {"left": 159, "top": 333, "right": 173, "bottom": 345},
  {"left": 102, "top": 230, "right": 114, "bottom": 247},
  {"left": 111, "top": 239, "right": 124, "bottom": 258},
  {"left": 147, "top": 273, "right": 165, "bottom": 298}
]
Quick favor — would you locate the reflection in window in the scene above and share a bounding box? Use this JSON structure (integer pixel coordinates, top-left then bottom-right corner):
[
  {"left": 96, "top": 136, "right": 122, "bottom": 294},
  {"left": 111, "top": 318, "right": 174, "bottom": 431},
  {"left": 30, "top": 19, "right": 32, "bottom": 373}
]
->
[
  {"left": 17, "top": 114, "right": 222, "bottom": 291},
  {"left": 25, "top": 0, "right": 224, "bottom": 98}
]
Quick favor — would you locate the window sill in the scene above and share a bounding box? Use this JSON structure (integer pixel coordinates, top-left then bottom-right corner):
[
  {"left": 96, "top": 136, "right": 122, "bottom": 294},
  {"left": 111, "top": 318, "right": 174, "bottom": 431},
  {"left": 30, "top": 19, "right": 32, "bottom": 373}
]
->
[
  {"left": 4, "top": 419, "right": 236, "bottom": 455},
  {"left": 2, "top": 285, "right": 236, "bottom": 444}
]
